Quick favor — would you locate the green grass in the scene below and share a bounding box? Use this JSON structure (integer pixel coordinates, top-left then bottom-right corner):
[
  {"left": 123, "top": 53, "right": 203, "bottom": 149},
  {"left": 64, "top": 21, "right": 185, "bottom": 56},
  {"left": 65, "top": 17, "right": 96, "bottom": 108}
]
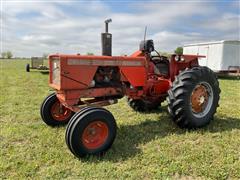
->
[{"left": 0, "top": 59, "right": 240, "bottom": 179}]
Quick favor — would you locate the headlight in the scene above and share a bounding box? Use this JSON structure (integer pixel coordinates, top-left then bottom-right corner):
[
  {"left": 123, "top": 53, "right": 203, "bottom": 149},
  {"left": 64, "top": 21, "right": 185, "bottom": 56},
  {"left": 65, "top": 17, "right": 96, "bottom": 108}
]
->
[
  {"left": 175, "top": 55, "right": 179, "bottom": 61},
  {"left": 180, "top": 56, "right": 185, "bottom": 61}
]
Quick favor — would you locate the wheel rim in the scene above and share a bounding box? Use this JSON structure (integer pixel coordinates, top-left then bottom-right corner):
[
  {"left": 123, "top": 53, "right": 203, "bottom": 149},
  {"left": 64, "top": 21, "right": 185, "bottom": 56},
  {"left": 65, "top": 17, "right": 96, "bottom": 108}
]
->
[
  {"left": 191, "top": 82, "right": 213, "bottom": 118},
  {"left": 82, "top": 121, "right": 109, "bottom": 150},
  {"left": 50, "top": 101, "right": 72, "bottom": 121}
]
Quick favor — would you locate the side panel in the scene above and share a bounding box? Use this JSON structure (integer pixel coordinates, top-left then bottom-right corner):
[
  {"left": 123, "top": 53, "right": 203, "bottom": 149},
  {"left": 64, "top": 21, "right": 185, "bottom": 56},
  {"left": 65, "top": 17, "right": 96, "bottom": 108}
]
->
[
  {"left": 49, "top": 56, "right": 97, "bottom": 90},
  {"left": 121, "top": 50, "right": 147, "bottom": 87},
  {"left": 64, "top": 55, "right": 147, "bottom": 88},
  {"left": 60, "top": 57, "right": 97, "bottom": 90},
  {"left": 49, "top": 54, "right": 147, "bottom": 90},
  {"left": 120, "top": 67, "right": 147, "bottom": 87}
]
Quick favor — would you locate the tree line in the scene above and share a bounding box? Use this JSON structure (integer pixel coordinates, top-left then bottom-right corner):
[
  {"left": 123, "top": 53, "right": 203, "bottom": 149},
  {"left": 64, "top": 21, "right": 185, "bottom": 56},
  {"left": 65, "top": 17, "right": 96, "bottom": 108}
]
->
[{"left": 1, "top": 51, "right": 13, "bottom": 59}]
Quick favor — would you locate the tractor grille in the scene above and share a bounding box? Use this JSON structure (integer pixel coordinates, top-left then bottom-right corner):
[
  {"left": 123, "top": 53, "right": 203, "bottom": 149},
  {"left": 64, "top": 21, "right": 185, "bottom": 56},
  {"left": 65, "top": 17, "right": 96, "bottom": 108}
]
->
[{"left": 51, "top": 58, "right": 60, "bottom": 85}]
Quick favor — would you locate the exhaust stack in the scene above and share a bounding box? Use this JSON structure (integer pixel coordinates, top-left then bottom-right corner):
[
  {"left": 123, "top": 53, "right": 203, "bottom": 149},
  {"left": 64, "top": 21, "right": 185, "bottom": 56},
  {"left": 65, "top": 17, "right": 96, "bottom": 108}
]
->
[{"left": 101, "top": 19, "right": 112, "bottom": 56}]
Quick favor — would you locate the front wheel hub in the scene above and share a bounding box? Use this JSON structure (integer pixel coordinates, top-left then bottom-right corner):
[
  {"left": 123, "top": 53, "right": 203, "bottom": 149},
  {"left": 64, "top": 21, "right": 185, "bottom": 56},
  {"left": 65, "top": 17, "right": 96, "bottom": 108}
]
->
[
  {"left": 82, "top": 121, "right": 109, "bottom": 150},
  {"left": 50, "top": 101, "right": 72, "bottom": 121}
]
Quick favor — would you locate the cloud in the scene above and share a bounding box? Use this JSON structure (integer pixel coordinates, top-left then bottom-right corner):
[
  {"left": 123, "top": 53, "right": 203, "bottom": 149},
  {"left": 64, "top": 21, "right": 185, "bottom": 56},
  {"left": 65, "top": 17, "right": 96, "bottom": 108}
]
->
[
  {"left": 200, "top": 13, "right": 240, "bottom": 32},
  {"left": 1, "top": 1, "right": 239, "bottom": 57}
]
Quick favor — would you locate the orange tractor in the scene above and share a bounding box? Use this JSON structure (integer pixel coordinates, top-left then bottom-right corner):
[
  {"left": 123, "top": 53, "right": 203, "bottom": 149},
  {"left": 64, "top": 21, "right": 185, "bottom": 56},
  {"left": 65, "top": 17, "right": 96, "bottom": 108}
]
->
[{"left": 40, "top": 19, "right": 220, "bottom": 158}]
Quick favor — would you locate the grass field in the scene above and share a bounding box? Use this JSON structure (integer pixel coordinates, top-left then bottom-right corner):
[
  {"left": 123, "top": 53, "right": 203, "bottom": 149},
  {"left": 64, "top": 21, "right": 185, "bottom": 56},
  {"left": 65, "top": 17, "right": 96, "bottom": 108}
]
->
[{"left": 0, "top": 59, "right": 240, "bottom": 179}]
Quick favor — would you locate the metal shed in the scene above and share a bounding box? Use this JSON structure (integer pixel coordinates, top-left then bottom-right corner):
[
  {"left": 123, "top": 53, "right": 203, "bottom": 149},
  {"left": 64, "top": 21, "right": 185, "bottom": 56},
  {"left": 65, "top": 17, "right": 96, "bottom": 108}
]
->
[{"left": 183, "top": 40, "right": 240, "bottom": 72}]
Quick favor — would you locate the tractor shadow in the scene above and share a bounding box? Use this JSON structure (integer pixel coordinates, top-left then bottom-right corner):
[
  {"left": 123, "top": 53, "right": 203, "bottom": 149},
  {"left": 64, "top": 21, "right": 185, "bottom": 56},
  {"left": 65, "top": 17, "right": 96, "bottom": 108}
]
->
[
  {"left": 40, "top": 71, "right": 49, "bottom": 75},
  {"left": 95, "top": 112, "right": 240, "bottom": 162},
  {"left": 27, "top": 70, "right": 49, "bottom": 75},
  {"left": 80, "top": 105, "right": 240, "bottom": 162}
]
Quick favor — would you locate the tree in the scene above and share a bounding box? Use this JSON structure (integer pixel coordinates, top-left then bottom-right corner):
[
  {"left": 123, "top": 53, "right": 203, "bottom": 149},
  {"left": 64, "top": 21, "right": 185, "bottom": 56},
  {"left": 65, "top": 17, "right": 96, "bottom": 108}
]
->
[
  {"left": 86, "top": 52, "right": 94, "bottom": 55},
  {"left": 1, "top": 51, "right": 13, "bottom": 59},
  {"left": 1, "top": 52, "right": 6, "bottom": 59},
  {"left": 174, "top": 47, "right": 183, "bottom": 55},
  {"left": 6, "top": 51, "right": 13, "bottom": 59}
]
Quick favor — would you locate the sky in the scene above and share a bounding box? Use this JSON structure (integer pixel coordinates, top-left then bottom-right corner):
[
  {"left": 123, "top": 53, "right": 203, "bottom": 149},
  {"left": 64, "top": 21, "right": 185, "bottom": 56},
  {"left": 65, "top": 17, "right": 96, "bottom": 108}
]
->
[{"left": 1, "top": 0, "right": 240, "bottom": 57}]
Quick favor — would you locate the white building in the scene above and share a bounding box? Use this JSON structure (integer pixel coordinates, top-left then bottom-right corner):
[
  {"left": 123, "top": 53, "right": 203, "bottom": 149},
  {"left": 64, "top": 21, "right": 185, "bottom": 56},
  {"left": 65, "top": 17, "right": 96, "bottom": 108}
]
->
[{"left": 183, "top": 40, "right": 240, "bottom": 72}]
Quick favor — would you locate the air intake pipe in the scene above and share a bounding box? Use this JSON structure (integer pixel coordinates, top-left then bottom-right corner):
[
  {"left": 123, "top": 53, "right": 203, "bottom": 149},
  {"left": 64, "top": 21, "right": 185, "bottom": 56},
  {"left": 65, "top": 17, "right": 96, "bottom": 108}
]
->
[{"left": 101, "top": 19, "right": 112, "bottom": 56}]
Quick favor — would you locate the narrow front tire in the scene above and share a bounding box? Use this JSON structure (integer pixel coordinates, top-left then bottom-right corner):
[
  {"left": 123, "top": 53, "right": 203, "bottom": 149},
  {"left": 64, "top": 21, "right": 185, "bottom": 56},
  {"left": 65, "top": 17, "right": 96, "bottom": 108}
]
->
[
  {"left": 66, "top": 107, "right": 117, "bottom": 158},
  {"left": 40, "top": 93, "right": 74, "bottom": 126}
]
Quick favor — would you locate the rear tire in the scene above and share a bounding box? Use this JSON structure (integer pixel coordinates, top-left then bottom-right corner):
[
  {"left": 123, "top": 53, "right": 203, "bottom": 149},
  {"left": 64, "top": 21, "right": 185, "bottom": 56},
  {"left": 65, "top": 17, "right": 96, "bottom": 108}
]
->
[
  {"left": 167, "top": 66, "right": 220, "bottom": 129},
  {"left": 26, "top": 64, "right": 30, "bottom": 72},
  {"left": 40, "top": 93, "right": 74, "bottom": 126},
  {"left": 65, "top": 107, "right": 117, "bottom": 158}
]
